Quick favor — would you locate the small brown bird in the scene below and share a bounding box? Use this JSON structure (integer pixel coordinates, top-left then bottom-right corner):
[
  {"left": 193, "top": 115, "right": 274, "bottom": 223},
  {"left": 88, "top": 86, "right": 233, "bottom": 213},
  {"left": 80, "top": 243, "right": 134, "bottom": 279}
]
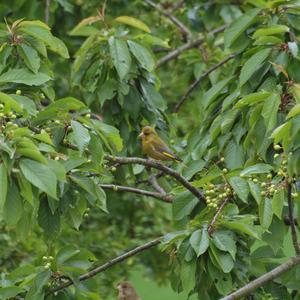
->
[
  {"left": 139, "top": 126, "right": 182, "bottom": 162},
  {"left": 117, "top": 281, "right": 141, "bottom": 300}
]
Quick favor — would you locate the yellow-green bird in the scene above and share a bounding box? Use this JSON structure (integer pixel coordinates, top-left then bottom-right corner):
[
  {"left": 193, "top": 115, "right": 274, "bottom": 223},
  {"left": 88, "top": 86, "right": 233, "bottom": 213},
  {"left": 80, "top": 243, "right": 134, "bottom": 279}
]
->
[{"left": 139, "top": 126, "right": 183, "bottom": 162}]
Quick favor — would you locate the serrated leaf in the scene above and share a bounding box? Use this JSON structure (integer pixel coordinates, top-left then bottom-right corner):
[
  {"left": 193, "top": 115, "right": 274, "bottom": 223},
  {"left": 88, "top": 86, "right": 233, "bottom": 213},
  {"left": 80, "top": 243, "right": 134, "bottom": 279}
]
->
[
  {"left": 38, "top": 198, "right": 60, "bottom": 238},
  {"left": 0, "top": 69, "right": 51, "bottom": 86},
  {"left": 3, "top": 183, "right": 22, "bottom": 226},
  {"left": 212, "top": 231, "right": 237, "bottom": 259},
  {"left": 18, "top": 44, "right": 40, "bottom": 73},
  {"left": 287, "top": 104, "right": 300, "bottom": 119},
  {"left": 253, "top": 25, "right": 289, "bottom": 38},
  {"left": 239, "top": 48, "right": 271, "bottom": 86},
  {"left": 248, "top": 181, "right": 262, "bottom": 204},
  {"left": 262, "top": 93, "right": 280, "bottom": 132},
  {"left": 172, "top": 192, "right": 198, "bottom": 220},
  {"left": 272, "top": 189, "right": 285, "bottom": 219},
  {"left": 0, "top": 92, "right": 22, "bottom": 112},
  {"left": 240, "top": 163, "right": 273, "bottom": 176},
  {"left": 71, "top": 120, "right": 90, "bottom": 154},
  {"left": 0, "top": 287, "right": 24, "bottom": 299},
  {"left": 0, "top": 163, "right": 7, "bottom": 212},
  {"left": 222, "top": 220, "right": 260, "bottom": 239},
  {"left": 20, "top": 159, "right": 57, "bottom": 199},
  {"left": 229, "top": 176, "right": 249, "bottom": 203},
  {"left": 128, "top": 40, "right": 155, "bottom": 71},
  {"left": 189, "top": 227, "right": 210, "bottom": 257},
  {"left": 108, "top": 37, "right": 131, "bottom": 80},
  {"left": 114, "top": 16, "right": 151, "bottom": 33},
  {"left": 234, "top": 91, "right": 271, "bottom": 108},
  {"left": 209, "top": 244, "right": 234, "bottom": 273},
  {"left": 224, "top": 8, "right": 260, "bottom": 48},
  {"left": 259, "top": 197, "right": 273, "bottom": 229}
]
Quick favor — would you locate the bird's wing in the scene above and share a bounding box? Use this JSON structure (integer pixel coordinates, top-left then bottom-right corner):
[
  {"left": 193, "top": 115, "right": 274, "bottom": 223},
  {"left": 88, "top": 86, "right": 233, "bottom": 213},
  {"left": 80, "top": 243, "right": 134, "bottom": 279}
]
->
[{"left": 152, "top": 137, "right": 183, "bottom": 162}]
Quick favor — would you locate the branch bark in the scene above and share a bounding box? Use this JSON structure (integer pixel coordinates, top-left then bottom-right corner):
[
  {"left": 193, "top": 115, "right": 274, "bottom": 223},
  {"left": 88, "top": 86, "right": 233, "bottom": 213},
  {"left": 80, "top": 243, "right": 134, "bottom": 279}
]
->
[
  {"left": 208, "top": 197, "right": 230, "bottom": 235},
  {"left": 144, "top": 0, "right": 191, "bottom": 40},
  {"left": 221, "top": 255, "right": 300, "bottom": 300},
  {"left": 100, "top": 184, "right": 173, "bottom": 203},
  {"left": 47, "top": 238, "right": 161, "bottom": 296},
  {"left": 287, "top": 182, "right": 300, "bottom": 255},
  {"left": 157, "top": 25, "right": 227, "bottom": 67},
  {"left": 174, "top": 52, "right": 239, "bottom": 112},
  {"left": 44, "top": 0, "right": 51, "bottom": 24},
  {"left": 105, "top": 155, "right": 205, "bottom": 204}
]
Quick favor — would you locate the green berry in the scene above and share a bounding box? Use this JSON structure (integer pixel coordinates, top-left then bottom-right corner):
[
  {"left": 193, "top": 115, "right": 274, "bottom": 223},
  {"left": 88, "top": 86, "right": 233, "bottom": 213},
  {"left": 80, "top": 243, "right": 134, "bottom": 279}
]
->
[
  {"left": 274, "top": 153, "right": 279, "bottom": 159},
  {"left": 111, "top": 166, "right": 117, "bottom": 172},
  {"left": 261, "top": 182, "right": 267, "bottom": 187},
  {"left": 16, "top": 90, "right": 21, "bottom": 95},
  {"left": 267, "top": 174, "right": 272, "bottom": 179},
  {"left": 54, "top": 156, "right": 59, "bottom": 161},
  {"left": 54, "top": 120, "right": 60, "bottom": 124},
  {"left": 0, "top": 104, "right": 4, "bottom": 109},
  {"left": 253, "top": 178, "right": 258, "bottom": 183},
  {"left": 274, "top": 144, "right": 281, "bottom": 150},
  {"left": 222, "top": 168, "right": 228, "bottom": 173},
  {"left": 220, "top": 157, "right": 225, "bottom": 162},
  {"left": 42, "top": 256, "right": 48, "bottom": 260},
  {"left": 0, "top": 113, "right": 4, "bottom": 117},
  {"left": 113, "top": 185, "right": 118, "bottom": 191},
  {"left": 85, "top": 113, "right": 91, "bottom": 118},
  {"left": 261, "top": 191, "right": 266, "bottom": 196},
  {"left": 282, "top": 160, "right": 287, "bottom": 165},
  {"left": 292, "top": 192, "right": 299, "bottom": 198}
]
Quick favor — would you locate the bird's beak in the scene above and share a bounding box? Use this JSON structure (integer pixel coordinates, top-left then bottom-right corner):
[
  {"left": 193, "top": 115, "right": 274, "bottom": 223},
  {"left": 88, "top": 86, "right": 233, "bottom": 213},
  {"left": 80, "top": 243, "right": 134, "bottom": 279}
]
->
[{"left": 138, "top": 132, "right": 144, "bottom": 139}]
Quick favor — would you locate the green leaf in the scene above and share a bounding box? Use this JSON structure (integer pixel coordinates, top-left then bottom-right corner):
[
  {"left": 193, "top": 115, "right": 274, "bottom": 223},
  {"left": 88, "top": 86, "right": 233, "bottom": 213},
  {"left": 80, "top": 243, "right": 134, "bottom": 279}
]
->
[
  {"left": 287, "top": 104, "right": 300, "bottom": 119},
  {"left": 18, "top": 44, "right": 40, "bottom": 73},
  {"left": 128, "top": 40, "right": 155, "bottom": 71},
  {"left": 240, "top": 163, "right": 273, "bottom": 176},
  {"left": 114, "top": 16, "right": 151, "bottom": 33},
  {"left": 172, "top": 192, "right": 199, "bottom": 220},
  {"left": 262, "top": 93, "right": 280, "bottom": 132},
  {"left": 108, "top": 37, "right": 131, "bottom": 80},
  {"left": 0, "top": 68, "right": 51, "bottom": 86},
  {"left": 3, "top": 183, "right": 23, "bottom": 226},
  {"left": 212, "top": 231, "right": 237, "bottom": 259},
  {"left": 33, "top": 131, "right": 54, "bottom": 145},
  {"left": 0, "top": 163, "right": 8, "bottom": 212},
  {"left": 189, "top": 227, "right": 210, "bottom": 257},
  {"left": 9, "top": 94, "right": 37, "bottom": 115},
  {"left": 253, "top": 25, "right": 289, "bottom": 38},
  {"left": 234, "top": 91, "right": 271, "bottom": 108},
  {"left": 248, "top": 181, "right": 262, "bottom": 204},
  {"left": 202, "top": 77, "right": 233, "bottom": 109},
  {"left": 222, "top": 220, "right": 260, "bottom": 239},
  {"left": 19, "top": 21, "right": 69, "bottom": 58},
  {"left": 20, "top": 159, "right": 57, "bottom": 198},
  {"left": 180, "top": 261, "right": 196, "bottom": 293},
  {"left": 38, "top": 198, "right": 60, "bottom": 238},
  {"left": 259, "top": 198, "right": 273, "bottom": 229},
  {"left": 209, "top": 244, "right": 234, "bottom": 273},
  {"left": 0, "top": 92, "right": 23, "bottom": 112},
  {"left": 140, "top": 79, "right": 166, "bottom": 111},
  {"left": 71, "top": 120, "right": 91, "bottom": 154},
  {"left": 272, "top": 189, "right": 285, "bottom": 219},
  {"left": 57, "top": 245, "right": 81, "bottom": 264},
  {"left": 271, "top": 122, "right": 291, "bottom": 145},
  {"left": 224, "top": 140, "right": 244, "bottom": 169},
  {"left": 229, "top": 177, "right": 249, "bottom": 203},
  {"left": 224, "top": 8, "right": 260, "bottom": 48},
  {"left": 239, "top": 48, "right": 271, "bottom": 86},
  {"left": 25, "top": 269, "right": 51, "bottom": 300},
  {"left": 0, "top": 287, "right": 23, "bottom": 299}
]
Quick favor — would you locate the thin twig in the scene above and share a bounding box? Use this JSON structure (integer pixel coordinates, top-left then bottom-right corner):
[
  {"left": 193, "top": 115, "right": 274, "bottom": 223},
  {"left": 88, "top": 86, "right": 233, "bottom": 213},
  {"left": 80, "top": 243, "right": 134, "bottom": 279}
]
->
[
  {"left": 287, "top": 182, "right": 300, "bottom": 255},
  {"left": 100, "top": 184, "right": 173, "bottom": 203},
  {"left": 221, "top": 255, "right": 300, "bottom": 300},
  {"left": 47, "top": 238, "right": 161, "bottom": 296},
  {"left": 208, "top": 197, "right": 230, "bottom": 235},
  {"left": 105, "top": 155, "right": 205, "bottom": 204},
  {"left": 144, "top": 0, "right": 191, "bottom": 39},
  {"left": 174, "top": 52, "right": 239, "bottom": 112},
  {"left": 44, "top": 0, "right": 51, "bottom": 24},
  {"left": 157, "top": 25, "right": 227, "bottom": 67},
  {"left": 148, "top": 174, "right": 166, "bottom": 194}
]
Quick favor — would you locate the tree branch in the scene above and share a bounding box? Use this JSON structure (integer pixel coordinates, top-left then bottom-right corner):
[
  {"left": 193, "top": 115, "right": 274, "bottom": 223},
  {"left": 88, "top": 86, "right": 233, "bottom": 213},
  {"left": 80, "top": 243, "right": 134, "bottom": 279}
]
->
[
  {"left": 287, "top": 182, "right": 300, "bottom": 255},
  {"left": 100, "top": 184, "right": 173, "bottom": 203},
  {"left": 144, "top": 0, "right": 191, "bottom": 40},
  {"left": 44, "top": 0, "right": 51, "bottom": 24},
  {"left": 148, "top": 174, "right": 167, "bottom": 194},
  {"left": 105, "top": 155, "right": 205, "bottom": 204},
  {"left": 47, "top": 238, "right": 161, "bottom": 296},
  {"left": 221, "top": 255, "right": 300, "bottom": 300},
  {"left": 174, "top": 52, "right": 239, "bottom": 112},
  {"left": 208, "top": 197, "right": 230, "bottom": 235},
  {"left": 157, "top": 25, "right": 227, "bottom": 67}
]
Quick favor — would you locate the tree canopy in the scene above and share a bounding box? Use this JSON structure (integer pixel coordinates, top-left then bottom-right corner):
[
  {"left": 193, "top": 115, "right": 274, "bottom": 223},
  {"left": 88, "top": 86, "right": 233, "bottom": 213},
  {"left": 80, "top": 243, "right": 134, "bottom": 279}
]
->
[{"left": 1, "top": 0, "right": 300, "bottom": 299}]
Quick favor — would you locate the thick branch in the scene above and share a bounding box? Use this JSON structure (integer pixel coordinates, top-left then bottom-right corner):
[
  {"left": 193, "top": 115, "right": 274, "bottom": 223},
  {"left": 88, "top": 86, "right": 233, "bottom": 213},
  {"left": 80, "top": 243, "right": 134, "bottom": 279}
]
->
[
  {"left": 48, "top": 238, "right": 161, "bottom": 296},
  {"left": 148, "top": 174, "right": 166, "bottom": 194},
  {"left": 287, "top": 182, "right": 300, "bottom": 255},
  {"left": 221, "top": 255, "right": 300, "bottom": 300},
  {"left": 100, "top": 184, "right": 173, "bottom": 203},
  {"left": 208, "top": 197, "right": 230, "bottom": 235},
  {"left": 157, "top": 25, "right": 227, "bottom": 67},
  {"left": 105, "top": 155, "right": 205, "bottom": 204},
  {"left": 174, "top": 52, "right": 239, "bottom": 112},
  {"left": 144, "top": 0, "right": 191, "bottom": 39}
]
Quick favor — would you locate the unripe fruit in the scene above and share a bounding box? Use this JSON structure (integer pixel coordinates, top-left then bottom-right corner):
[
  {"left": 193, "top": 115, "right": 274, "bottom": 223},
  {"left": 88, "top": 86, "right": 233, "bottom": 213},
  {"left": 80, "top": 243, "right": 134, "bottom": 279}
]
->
[
  {"left": 113, "top": 185, "right": 118, "bottom": 191},
  {"left": 111, "top": 166, "right": 117, "bottom": 172},
  {"left": 16, "top": 90, "right": 21, "bottom": 95},
  {"left": 48, "top": 256, "right": 54, "bottom": 260},
  {"left": 85, "top": 114, "right": 91, "bottom": 118},
  {"left": 220, "top": 157, "right": 225, "bottom": 162},
  {"left": 0, "top": 104, "right": 4, "bottom": 109},
  {"left": 84, "top": 213, "right": 89, "bottom": 217},
  {"left": 261, "top": 182, "right": 267, "bottom": 187},
  {"left": 274, "top": 153, "right": 279, "bottom": 158},
  {"left": 292, "top": 192, "right": 299, "bottom": 198},
  {"left": 282, "top": 160, "right": 287, "bottom": 165},
  {"left": 274, "top": 144, "right": 281, "bottom": 150},
  {"left": 267, "top": 174, "right": 272, "bottom": 179},
  {"left": 222, "top": 168, "right": 228, "bottom": 173},
  {"left": 253, "top": 178, "right": 258, "bottom": 183},
  {"left": 87, "top": 159, "right": 91, "bottom": 163},
  {"left": 42, "top": 256, "right": 48, "bottom": 260},
  {"left": 261, "top": 191, "right": 266, "bottom": 196},
  {"left": 0, "top": 113, "right": 4, "bottom": 117},
  {"left": 54, "top": 120, "right": 60, "bottom": 124},
  {"left": 54, "top": 156, "right": 59, "bottom": 161}
]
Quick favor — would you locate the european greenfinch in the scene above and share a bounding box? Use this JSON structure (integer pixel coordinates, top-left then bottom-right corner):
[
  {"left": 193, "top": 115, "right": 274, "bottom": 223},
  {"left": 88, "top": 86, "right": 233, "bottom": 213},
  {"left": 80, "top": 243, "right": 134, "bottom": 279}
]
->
[{"left": 139, "top": 126, "right": 183, "bottom": 162}]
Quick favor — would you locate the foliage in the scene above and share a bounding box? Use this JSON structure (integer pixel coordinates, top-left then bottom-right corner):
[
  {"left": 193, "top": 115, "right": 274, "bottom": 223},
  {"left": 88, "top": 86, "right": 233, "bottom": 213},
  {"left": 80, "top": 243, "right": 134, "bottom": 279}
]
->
[{"left": 0, "top": 0, "right": 300, "bottom": 299}]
